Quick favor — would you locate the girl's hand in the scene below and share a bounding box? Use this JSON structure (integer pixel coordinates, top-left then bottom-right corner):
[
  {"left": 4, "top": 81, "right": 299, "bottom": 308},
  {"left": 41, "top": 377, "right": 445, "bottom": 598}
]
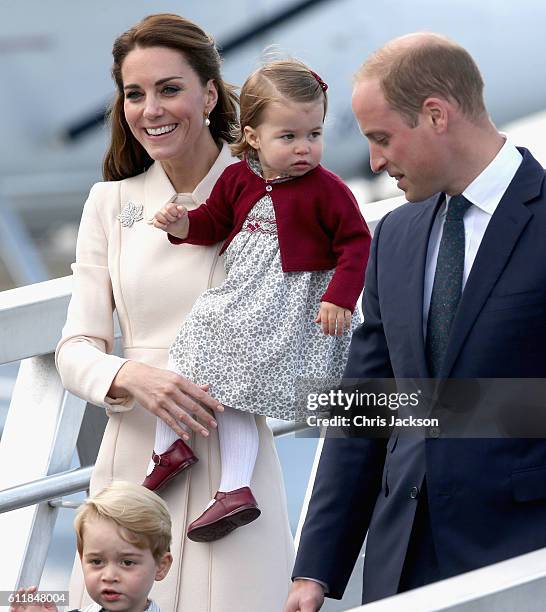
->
[
  {"left": 153, "top": 202, "right": 189, "bottom": 239},
  {"left": 109, "top": 361, "right": 223, "bottom": 439},
  {"left": 9, "top": 586, "right": 58, "bottom": 611},
  {"left": 315, "top": 301, "right": 352, "bottom": 336}
]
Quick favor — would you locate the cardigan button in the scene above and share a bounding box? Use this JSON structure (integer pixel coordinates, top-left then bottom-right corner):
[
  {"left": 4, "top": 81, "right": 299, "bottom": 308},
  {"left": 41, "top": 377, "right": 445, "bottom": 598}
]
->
[{"left": 265, "top": 185, "right": 273, "bottom": 192}]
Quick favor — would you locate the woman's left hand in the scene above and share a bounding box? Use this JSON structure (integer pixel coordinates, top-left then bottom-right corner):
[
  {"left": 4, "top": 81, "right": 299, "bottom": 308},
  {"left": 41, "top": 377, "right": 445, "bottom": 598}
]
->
[{"left": 315, "top": 301, "right": 352, "bottom": 336}]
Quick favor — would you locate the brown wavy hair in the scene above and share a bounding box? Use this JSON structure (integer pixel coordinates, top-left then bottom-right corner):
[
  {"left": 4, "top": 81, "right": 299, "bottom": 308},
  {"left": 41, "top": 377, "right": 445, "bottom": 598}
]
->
[
  {"left": 103, "top": 13, "right": 239, "bottom": 181},
  {"left": 231, "top": 59, "right": 328, "bottom": 158}
]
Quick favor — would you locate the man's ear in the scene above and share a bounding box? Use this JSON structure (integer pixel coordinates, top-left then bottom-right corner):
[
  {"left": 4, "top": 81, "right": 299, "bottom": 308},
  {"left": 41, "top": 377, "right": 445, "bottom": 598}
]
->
[
  {"left": 422, "top": 97, "right": 448, "bottom": 133},
  {"left": 244, "top": 125, "right": 260, "bottom": 150},
  {"left": 155, "top": 552, "right": 173, "bottom": 581}
]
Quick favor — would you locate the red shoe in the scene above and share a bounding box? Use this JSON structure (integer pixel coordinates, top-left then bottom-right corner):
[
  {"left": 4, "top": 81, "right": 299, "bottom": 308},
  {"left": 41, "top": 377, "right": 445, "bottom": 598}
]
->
[
  {"left": 142, "top": 439, "right": 198, "bottom": 492},
  {"left": 187, "top": 487, "right": 260, "bottom": 542}
]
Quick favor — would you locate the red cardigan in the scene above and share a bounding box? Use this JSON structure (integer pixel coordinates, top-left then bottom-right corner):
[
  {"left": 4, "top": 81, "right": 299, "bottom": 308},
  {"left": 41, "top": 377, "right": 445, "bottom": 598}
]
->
[{"left": 170, "top": 161, "right": 371, "bottom": 311}]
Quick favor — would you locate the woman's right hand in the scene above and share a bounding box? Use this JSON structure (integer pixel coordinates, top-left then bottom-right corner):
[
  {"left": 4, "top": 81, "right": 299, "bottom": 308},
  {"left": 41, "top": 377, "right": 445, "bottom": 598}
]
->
[
  {"left": 152, "top": 201, "right": 189, "bottom": 239},
  {"left": 109, "top": 361, "right": 222, "bottom": 439}
]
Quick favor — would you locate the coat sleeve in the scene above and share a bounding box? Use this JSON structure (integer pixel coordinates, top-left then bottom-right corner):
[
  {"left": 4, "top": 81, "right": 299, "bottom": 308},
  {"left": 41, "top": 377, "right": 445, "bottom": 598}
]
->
[
  {"left": 319, "top": 179, "right": 371, "bottom": 312},
  {"left": 168, "top": 169, "right": 235, "bottom": 246},
  {"left": 55, "top": 182, "right": 133, "bottom": 412},
  {"left": 293, "top": 215, "right": 393, "bottom": 599}
]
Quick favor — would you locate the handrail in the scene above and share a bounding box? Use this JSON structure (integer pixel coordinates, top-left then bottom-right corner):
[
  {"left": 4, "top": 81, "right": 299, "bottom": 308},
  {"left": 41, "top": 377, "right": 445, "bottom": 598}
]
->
[
  {"left": 0, "top": 276, "right": 72, "bottom": 363},
  {"left": 0, "top": 466, "right": 93, "bottom": 514},
  {"left": 0, "top": 419, "right": 306, "bottom": 515},
  {"left": 350, "top": 546, "right": 546, "bottom": 611}
]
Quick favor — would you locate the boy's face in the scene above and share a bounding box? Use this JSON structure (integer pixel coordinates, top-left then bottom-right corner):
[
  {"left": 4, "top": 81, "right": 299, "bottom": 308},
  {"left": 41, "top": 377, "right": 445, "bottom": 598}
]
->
[{"left": 80, "top": 517, "right": 171, "bottom": 612}]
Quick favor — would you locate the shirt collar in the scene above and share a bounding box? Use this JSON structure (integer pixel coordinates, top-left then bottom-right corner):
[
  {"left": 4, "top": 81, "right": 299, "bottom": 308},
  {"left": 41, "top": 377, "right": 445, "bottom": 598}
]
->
[
  {"left": 443, "top": 138, "right": 522, "bottom": 216},
  {"left": 90, "top": 599, "right": 160, "bottom": 612},
  {"left": 193, "top": 142, "right": 237, "bottom": 204},
  {"left": 245, "top": 150, "right": 297, "bottom": 184},
  {"left": 144, "top": 142, "right": 236, "bottom": 218}
]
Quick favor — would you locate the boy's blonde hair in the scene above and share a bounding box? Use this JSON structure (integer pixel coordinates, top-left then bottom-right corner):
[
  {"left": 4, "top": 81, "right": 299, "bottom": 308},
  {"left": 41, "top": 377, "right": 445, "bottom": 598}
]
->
[
  {"left": 231, "top": 59, "right": 328, "bottom": 157},
  {"left": 74, "top": 481, "right": 171, "bottom": 562}
]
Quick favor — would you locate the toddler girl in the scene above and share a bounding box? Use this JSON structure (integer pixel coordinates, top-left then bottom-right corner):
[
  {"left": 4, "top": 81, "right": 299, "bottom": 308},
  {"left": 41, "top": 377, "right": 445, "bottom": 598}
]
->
[{"left": 146, "top": 60, "right": 371, "bottom": 542}]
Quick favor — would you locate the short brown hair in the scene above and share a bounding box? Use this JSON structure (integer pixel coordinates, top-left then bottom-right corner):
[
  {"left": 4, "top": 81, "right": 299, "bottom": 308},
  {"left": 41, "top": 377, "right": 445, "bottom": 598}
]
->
[
  {"left": 103, "top": 13, "right": 239, "bottom": 181},
  {"left": 231, "top": 59, "right": 328, "bottom": 157},
  {"left": 74, "top": 481, "right": 171, "bottom": 562},
  {"left": 356, "top": 33, "right": 486, "bottom": 126}
]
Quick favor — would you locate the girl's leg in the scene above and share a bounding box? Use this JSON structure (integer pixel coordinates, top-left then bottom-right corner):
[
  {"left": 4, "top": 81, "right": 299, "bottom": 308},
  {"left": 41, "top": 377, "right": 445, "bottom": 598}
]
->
[
  {"left": 187, "top": 407, "right": 261, "bottom": 541},
  {"left": 216, "top": 406, "right": 259, "bottom": 493},
  {"left": 146, "top": 416, "right": 190, "bottom": 476}
]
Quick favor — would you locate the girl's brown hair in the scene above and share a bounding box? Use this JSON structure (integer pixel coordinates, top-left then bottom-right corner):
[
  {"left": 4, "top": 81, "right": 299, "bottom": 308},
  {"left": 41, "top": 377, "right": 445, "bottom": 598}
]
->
[
  {"left": 103, "top": 13, "right": 239, "bottom": 181},
  {"left": 231, "top": 59, "right": 328, "bottom": 158}
]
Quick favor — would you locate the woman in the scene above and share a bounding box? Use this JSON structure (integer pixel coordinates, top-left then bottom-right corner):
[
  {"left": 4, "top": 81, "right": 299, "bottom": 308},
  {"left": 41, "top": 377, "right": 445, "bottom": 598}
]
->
[{"left": 55, "top": 13, "right": 294, "bottom": 611}]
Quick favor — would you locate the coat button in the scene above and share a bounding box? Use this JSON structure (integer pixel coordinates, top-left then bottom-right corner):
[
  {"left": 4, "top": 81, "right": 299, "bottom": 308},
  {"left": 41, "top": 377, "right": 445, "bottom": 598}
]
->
[
  {"left": 429, "top": 426, "right": 440, "bottom": 438},
  {"left": 410, "top": 486, "right": 419, "bottom": 499},
  {"left": 265, "top": 185, "right": 273, "bottom": 192}
]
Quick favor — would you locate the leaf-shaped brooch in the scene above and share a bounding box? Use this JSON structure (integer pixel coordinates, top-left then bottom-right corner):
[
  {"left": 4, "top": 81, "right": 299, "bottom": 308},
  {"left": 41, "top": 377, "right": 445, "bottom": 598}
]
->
[{"left": 117, "top": 202, "right": 144, "bottom": 227}]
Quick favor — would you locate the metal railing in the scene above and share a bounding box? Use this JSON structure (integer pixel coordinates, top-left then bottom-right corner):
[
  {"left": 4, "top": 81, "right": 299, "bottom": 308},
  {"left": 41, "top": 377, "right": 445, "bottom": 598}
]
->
[{"left": 351, "top": 546, "right": 546, "bottom": 611}]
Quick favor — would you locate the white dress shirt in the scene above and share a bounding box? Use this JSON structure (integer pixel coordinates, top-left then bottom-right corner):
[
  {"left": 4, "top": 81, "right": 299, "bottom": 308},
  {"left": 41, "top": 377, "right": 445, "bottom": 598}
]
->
[{"left": 423, "top": 139, "right": 522, "bottom": 338}]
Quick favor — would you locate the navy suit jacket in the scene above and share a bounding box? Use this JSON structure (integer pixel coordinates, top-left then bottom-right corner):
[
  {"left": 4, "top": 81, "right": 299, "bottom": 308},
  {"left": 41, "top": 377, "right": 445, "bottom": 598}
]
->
[{"left": 293, "top": 148, "right": 546, "bottom": 603}]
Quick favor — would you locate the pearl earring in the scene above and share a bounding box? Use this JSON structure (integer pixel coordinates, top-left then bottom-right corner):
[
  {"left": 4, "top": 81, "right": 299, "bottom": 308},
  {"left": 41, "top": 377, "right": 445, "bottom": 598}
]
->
[{"left": 204, "top": 113, "right": 211, "bottom": 127}]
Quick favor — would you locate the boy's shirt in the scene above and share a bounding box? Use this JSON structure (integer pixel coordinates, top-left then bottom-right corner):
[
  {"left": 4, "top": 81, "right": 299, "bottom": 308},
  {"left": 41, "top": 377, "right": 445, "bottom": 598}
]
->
[{"left": 69, "top": 601, "right": 160, "bottom": 612}]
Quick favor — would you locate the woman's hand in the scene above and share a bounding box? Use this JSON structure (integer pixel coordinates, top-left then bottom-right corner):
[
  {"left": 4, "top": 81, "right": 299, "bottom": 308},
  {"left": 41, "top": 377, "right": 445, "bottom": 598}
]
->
[
  {"left": 109, "top": 361, "right": 223, "bottom": 439},
  {"left": 315, "top": 301, "right": 352, "bottom": 336},
  {"left": 9, "top": 586, "right": 57, "bottom": 611},
  {"left": 153, "top": 202, "right": 189, "bottom": 239}
]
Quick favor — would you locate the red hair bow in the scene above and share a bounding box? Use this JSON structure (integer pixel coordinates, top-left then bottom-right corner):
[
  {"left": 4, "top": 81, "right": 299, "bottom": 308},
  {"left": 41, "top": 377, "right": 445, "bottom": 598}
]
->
[{"left": 310, "top": 70, "right": 328, "bottom": 92}]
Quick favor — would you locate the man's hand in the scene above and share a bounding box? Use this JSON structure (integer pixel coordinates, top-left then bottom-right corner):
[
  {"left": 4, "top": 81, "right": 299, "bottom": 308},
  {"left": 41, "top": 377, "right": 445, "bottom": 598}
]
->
[
  {"left": 284, "top": 579, "right": 325, "bottom": 612},
  {"left": 315, "top": 301, "right": 352, "bottom": 336},
  {"left": 153, "top": 201, "right": 189, "bottom": 239}
]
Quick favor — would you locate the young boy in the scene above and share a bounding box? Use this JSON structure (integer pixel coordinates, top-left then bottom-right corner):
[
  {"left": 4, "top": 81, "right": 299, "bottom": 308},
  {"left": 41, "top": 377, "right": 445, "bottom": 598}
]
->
[{"left": 11, "top": 481, "right": 172, "bottom": 612}]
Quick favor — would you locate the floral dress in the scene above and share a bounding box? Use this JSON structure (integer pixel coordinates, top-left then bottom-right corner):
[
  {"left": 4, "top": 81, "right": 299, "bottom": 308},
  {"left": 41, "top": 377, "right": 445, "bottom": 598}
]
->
[{"left": 169, "top": 161, "right": 360, "bottom": 420}]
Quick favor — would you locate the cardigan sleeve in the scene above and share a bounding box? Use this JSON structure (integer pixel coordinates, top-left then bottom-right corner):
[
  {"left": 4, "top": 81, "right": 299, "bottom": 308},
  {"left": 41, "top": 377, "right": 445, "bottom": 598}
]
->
[
  {"left": 319, "top": 178, "right": 371, "bottom": 311},
  {"left": 168, "top": 168, "right": 235, "bottom": 246},
  {"left": 55, "top": 182, "right": 133, "bottom": 412}
]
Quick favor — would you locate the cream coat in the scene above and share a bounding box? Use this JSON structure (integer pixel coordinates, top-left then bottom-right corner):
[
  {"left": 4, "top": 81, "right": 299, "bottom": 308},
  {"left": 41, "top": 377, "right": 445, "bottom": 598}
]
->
[{"left": 56, "top": 144, "right": 294, "bottom": 611}]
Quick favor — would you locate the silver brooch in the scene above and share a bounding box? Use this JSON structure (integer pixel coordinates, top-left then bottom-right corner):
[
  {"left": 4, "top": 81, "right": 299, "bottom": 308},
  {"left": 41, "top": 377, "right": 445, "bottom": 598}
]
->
[{"left": 118, "top": 202, "right": 144, "bottom": 227}]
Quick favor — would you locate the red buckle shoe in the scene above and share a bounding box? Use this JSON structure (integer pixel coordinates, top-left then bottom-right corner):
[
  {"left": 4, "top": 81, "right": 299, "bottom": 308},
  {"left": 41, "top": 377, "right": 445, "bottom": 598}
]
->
[
  {"left": 142, "top": 439, "right": 198, "bottom": 492},
  {"left": 187, "top": 487, "right": 260, "bottom": 542}
]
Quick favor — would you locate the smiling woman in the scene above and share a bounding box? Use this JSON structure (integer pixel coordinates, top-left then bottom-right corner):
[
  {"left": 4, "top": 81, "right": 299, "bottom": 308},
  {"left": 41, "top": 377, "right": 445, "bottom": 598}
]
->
[
  {"left": 121, "top": 46, "right": 219, "bottom": 192},
  {"left": 55, "top": 13, "right": 295, "bottom": 612}
]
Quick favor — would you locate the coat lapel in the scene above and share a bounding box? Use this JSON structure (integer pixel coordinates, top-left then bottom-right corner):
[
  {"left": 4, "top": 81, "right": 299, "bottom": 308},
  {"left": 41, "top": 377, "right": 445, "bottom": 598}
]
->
[
  {"left": 405, "top": 193, "right": 445, "bottom": 378},
  {"left": 440, "top": 149, "right": 542, "bottom": 377}
]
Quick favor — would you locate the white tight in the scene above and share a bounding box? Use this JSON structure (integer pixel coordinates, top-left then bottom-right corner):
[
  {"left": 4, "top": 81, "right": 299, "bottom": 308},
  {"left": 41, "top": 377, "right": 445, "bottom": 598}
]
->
[{"left": 149, "top": 407, "right": 258, "bottom": 494}]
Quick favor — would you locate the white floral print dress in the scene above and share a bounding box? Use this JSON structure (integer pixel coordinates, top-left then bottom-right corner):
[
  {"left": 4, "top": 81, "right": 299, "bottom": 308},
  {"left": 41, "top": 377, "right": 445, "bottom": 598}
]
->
[{"left": 169, "top": 160, "right": 360, "bottom": 419}]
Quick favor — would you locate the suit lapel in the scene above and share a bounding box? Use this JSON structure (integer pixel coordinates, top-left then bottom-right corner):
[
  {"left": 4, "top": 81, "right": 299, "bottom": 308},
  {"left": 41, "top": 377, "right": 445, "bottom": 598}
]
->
[
  {"left": 440, "top": 149, "right": 542, "bottom": 377},
  {"left": 405, "top": 194, "right": 445, "bottom": 378}
]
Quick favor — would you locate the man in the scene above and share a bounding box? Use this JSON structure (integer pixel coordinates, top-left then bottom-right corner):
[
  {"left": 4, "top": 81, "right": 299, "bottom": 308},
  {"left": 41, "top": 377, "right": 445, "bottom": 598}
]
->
[{"left": 285, "top": 33, "right": 546, "bottom": 611}]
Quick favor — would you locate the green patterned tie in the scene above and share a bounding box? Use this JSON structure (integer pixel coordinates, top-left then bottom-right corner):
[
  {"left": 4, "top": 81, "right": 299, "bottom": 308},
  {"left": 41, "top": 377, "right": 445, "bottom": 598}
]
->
[{"left": 426, "top": 195, "right": 472, "bottom": 377}]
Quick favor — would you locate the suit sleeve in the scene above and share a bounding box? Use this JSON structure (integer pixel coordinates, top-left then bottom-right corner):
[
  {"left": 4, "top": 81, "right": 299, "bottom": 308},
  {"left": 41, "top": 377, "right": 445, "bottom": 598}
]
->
[
  {"left": 319, "top": 180, "right": 371, "bottom": 312},
  {"left": 293, "top": 214, "right": 394, "bottom": 599},
  {"left": 169, "top": 169, "right": 234, "bottom": 246},
  {"left": 55, "top": 182, "right": 132, "bottom": 412}
]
